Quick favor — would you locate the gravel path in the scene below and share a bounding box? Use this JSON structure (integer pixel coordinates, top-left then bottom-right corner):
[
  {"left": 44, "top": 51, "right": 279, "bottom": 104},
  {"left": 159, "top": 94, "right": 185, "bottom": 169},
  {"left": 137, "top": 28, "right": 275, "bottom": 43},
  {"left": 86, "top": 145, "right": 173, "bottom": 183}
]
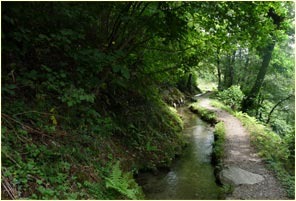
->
[{"left": 198, "top": 97, "right": 288, "bottom": 200}]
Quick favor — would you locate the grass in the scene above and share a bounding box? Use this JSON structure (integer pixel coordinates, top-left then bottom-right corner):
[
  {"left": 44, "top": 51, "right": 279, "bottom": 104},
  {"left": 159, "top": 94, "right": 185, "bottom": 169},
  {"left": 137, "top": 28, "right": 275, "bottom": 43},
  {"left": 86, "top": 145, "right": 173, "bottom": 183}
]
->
[
  {"left": 212, "top": 122, "right": 227, "bottom": 192},
  {"left": 211, "top": 99, "right": 235, "bottom": 115},
  {"left": 212, "top": 122, "right": 226, "bottom": 166},
  {"left": 188, "top": 103, "right": 218, "bottom": 125}
]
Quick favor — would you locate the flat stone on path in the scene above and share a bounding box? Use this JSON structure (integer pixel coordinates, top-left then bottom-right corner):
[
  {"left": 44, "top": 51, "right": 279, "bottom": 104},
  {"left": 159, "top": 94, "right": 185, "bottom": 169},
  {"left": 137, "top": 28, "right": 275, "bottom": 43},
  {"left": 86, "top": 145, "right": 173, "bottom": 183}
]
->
[
  {"left": 197, "top": 95, "right": 288, "bottom": 199},
  {"left": 221, "top": 166, "right": 264, "bottom": 185}
]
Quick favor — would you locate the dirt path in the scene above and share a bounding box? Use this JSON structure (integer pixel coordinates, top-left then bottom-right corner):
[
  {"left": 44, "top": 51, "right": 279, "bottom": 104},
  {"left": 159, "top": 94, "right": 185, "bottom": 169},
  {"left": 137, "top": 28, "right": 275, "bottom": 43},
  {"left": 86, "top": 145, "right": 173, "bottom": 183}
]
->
[{"left": 197, "top": 97, "right": 288, "bottom": 200}]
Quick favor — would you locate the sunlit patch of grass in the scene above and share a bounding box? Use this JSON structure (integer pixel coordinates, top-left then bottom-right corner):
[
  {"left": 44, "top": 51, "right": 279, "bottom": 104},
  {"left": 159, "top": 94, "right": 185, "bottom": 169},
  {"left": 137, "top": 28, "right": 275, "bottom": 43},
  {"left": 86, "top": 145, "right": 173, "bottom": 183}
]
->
[
  {"left": 210, "top": 99, "right": 235, "bottom": 115},
  {"left": 188, "top": 103, "right": 218, "bottom": 125},
  {"left": 213, "top": 122, "right": 226, "bottom": 161}
]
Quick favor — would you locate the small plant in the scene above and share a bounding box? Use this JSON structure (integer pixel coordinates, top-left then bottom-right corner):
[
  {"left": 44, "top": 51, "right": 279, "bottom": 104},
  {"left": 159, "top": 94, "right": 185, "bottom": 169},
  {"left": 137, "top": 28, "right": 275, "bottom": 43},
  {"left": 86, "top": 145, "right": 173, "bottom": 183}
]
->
[
  {"left": 105, "top": 161, "right": 144, "bottom": 200},
  {"left": 222, "top": 183, "right": 234, "bottom": 194},
  {"left": 217, "top": 85, "right": 244, "bottom": 110}
]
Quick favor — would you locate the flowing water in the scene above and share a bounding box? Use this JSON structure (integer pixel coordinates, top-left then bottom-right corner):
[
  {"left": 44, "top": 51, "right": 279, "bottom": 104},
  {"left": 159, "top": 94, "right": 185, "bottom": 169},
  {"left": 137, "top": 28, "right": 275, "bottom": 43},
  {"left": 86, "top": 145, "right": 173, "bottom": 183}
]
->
[{"left": 136, "top": 107, "right": 223, "bottom": 199}]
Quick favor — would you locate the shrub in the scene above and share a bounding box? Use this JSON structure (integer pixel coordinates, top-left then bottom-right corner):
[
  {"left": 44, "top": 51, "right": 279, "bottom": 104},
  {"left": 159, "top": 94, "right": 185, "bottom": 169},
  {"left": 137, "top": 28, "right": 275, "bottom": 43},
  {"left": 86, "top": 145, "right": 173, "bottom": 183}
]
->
[{"left": 217, "top": 85, "right": 244, "bottom": 110}]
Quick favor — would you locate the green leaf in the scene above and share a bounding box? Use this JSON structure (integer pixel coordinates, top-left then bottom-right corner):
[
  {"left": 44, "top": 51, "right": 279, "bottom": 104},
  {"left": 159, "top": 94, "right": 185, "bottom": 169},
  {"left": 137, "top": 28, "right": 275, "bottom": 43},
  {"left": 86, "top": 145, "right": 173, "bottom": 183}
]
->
[
  {"left": 121, "top": 68, "right": 130, "bottom": 79},
  {"left": 112, "top": 65, "right": 121, "bottom": 73},
  {"left": 37, "top": 180, "right": 43, "bottom": 185}
]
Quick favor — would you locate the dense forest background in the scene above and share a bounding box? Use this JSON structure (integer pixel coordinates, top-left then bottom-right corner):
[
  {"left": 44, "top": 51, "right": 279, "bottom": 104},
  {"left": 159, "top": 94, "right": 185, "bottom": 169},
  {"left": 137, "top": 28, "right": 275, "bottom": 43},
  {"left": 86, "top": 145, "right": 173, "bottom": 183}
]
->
[{"left": 2, "top": 1, "right": 294, "bottom": 199}]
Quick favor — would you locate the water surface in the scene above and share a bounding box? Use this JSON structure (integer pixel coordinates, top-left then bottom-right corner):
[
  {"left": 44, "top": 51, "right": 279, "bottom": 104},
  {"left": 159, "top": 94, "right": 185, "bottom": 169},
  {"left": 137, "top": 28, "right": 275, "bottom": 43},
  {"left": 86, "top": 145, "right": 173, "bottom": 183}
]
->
[{"left": 137, "top": 108, "right": 223, "bottom": 199}]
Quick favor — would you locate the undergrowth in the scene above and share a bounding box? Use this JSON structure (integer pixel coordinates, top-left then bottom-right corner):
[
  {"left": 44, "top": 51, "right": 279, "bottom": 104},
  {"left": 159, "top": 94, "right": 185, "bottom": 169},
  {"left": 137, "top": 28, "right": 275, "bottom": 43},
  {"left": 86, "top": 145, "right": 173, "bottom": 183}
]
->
[
  {"left": 105, "top": 161, "right": 143, "bottom": 200},
  {"left": 1, "top": 92, "right": 185, "bottom": 199}
]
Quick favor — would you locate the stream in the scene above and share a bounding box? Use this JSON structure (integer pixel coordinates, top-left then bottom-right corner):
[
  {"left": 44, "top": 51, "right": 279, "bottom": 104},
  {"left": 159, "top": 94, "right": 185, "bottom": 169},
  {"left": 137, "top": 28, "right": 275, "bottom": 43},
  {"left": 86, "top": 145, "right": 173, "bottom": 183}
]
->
[{"left": 136, "top": 107, "right": 224, "bottom": 199}]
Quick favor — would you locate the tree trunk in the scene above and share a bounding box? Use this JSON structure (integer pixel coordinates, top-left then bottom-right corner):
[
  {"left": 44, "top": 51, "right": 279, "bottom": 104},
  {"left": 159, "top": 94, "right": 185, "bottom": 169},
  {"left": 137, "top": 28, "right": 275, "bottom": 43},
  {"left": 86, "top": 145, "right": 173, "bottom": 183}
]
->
[
  {"left": 242, "top": 42, "right": 275, "bottom": 112},
  {"left": 187, "top": 73, "right": 192, "bottom": 93},
  {"left": 224, "top": 50, "right": 235, "bottom": 89},
  {"left": 240, "top": 54, "right": 249, "bottom": 91},
  {"left": 216, "top": 48, "right": 222, "bottom": 90},
  {"left": 266, "top": 94, "right": 293, "bottom": 124},
  {"left": 242, "top": 8, "right": 283, "bottom": 112}
]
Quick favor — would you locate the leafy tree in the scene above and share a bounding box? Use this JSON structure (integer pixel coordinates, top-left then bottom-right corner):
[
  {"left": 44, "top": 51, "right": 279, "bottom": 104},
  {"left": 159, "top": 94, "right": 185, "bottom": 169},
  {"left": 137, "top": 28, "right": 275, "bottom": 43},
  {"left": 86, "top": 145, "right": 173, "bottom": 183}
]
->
[{"left": 1, "top": 1, "right": 294, "bottom": 199}]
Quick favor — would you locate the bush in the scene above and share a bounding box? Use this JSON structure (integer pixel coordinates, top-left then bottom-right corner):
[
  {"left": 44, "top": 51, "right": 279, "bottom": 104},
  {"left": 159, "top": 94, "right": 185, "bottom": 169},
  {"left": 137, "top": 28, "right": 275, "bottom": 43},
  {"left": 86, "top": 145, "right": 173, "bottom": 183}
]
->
[{"left": 217, "top": 85, "right": 244, "bottom": 110}]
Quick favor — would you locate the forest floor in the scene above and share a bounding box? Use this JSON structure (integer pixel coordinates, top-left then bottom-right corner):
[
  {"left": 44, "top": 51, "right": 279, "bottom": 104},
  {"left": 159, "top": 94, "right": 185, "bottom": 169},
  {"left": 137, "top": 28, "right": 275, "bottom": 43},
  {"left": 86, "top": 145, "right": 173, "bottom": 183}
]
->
[{"left": 197, "top": 95, "right": 288, "bottom": 200}]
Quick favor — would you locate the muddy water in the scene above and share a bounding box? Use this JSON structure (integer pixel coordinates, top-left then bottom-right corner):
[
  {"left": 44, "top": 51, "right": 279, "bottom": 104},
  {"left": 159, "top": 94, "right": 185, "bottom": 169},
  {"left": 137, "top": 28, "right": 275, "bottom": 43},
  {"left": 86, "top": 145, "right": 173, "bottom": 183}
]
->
[{"left": 137, "top": 107, "right": 223, "bottom": 200}]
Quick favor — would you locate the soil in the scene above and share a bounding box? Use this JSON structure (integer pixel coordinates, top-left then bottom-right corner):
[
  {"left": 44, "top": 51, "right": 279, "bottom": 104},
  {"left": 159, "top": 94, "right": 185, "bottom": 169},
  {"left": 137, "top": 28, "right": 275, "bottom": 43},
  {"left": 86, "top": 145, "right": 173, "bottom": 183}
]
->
[{"left": 197, "top": 96, "right": 289, "bottom": 200}]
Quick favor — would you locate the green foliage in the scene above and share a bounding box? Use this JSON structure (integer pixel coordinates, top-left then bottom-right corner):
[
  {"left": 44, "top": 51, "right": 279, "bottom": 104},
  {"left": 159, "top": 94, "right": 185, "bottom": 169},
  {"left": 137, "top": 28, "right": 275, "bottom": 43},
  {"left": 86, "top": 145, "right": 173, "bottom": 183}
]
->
[
  {"left": 177, "top": 72, "right": 201, "bottom": 94},
  {"left": 2, "top": 1, "right": 294, "bottom": 199},
  {"left": 213, "top": 122, "right": 226, "bottom": 162},
  {"left": 217, "top": 85, "right": 244, "bottom": 110},
  {"left": 105, "top": 161, "right": 144, "bottom": 200},
  {"left": 210, "top": 99, "right": 235, "bottom": 115},
  {"left": 189, "top": 103, "right": 218, "bottom": 124},
  {"left": 116, "top": 95, "right": 185, "bottom": 170},
  {"left": 212, "top": 121, "right": 226, "bottom": 189},
  {"left": 269, "top": 118, "right": 294, "bottom": 137},
  {"left": 221, "top": 183, "right": 235, "bottom": 195},
  {"left": 60, "top": 87, "right": 95, "bottom": 107}
]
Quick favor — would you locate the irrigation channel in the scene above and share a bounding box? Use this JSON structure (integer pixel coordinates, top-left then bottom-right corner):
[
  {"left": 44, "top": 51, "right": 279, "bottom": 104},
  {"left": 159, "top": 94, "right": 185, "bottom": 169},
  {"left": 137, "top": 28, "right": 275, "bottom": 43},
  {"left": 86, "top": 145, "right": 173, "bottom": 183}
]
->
[{"left": 136, "top": 106, "right": 224, "bottom": 199}]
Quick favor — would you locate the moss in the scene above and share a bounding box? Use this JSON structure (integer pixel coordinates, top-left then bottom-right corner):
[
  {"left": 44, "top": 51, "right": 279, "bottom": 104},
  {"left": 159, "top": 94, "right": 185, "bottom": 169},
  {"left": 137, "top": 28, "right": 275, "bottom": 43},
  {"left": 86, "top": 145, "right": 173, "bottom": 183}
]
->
[
  {"left": 212, "top": 122, "right": 226, "bottom": 163},
  {"left": 211, "top": 122, "right": 226, "bottom": 185}
]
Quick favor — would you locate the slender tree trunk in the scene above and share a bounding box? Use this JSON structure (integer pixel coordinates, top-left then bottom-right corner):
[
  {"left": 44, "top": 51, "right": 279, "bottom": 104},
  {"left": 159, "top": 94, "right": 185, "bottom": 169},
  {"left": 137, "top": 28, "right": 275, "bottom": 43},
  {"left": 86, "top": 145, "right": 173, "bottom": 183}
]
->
[
  {"left": 255, "top": 92, "right": 261, "bottom": 118},
  {"left": 187, "top": 73, "right": 192, "bottom": 93},
  {"left": 216, "top": 48, "right": 222, "bottom": 90},
  {"left": 224, "top": 50, "right": 235, "bottom": 88},
  {"left": 223, "top": 53, "right": 229, "bottom": 88},
  {"left": 266, "top": 94, "right": 293, "bottom": 124},
  {"left": 240, "top": 54, "right": 249, "bottom": 91},
  {"left": 230, "top": 50, "right": 235, "bottom": 85},
  {"left": 242, "top": 42, "right": 276, "bottom": 112}
]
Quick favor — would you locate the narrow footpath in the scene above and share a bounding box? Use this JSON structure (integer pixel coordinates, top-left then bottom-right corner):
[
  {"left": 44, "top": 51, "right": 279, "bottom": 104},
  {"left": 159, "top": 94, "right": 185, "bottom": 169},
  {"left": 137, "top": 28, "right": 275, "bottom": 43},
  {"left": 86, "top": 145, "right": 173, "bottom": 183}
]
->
[{"left": 198, "top": 96, "right": 288, "bottom": 200}]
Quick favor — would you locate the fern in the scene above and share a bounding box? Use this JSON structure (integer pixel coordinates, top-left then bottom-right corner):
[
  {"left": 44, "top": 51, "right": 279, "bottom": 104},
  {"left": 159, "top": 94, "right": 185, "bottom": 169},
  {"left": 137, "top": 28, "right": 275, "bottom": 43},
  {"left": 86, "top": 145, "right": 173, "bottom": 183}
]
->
[{"left": 105, "top": 161, "right": 143, "bottom": 200}]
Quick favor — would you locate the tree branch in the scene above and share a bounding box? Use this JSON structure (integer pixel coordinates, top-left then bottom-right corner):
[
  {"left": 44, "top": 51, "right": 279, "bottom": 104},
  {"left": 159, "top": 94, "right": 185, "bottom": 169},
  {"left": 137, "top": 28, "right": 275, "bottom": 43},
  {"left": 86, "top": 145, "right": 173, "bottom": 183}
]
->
[{"left": 266, "top": 94, "right": 294, "bottom": 124}]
